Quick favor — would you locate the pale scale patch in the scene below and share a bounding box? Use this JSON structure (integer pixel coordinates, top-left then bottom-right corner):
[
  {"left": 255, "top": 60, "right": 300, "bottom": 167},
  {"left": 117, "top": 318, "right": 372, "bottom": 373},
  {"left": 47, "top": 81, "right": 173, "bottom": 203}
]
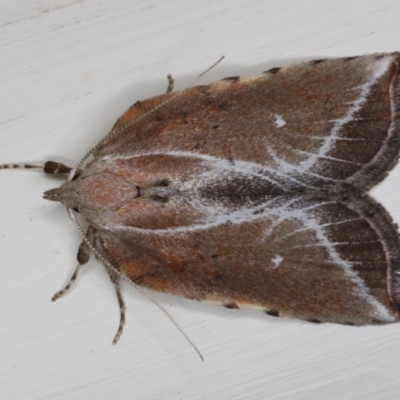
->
[
  {"left": 265, "top": 146, "right": 336, "bottom": 183},
  {"left": 273, "top": 114, "right": 286, "bottom": 128},
  {"left": 271, "top": 255, "right": 283, "bottom": 268}
]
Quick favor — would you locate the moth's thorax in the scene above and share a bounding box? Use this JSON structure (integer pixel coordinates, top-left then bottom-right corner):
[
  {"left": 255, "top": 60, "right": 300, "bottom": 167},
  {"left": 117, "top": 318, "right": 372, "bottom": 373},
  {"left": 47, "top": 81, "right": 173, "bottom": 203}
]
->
[
  {"left": 45, "top": 173, "right": 140, "bottom": 226},
  {"left": 79, "top": 173, "right": 140, "bottom": 210}
]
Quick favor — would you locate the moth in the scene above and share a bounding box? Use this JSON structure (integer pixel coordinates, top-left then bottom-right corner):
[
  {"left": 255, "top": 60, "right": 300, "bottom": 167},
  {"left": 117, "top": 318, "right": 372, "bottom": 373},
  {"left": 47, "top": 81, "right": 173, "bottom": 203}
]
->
[{"left": 3, "top": 53, "right": 400, "bottom": 345}]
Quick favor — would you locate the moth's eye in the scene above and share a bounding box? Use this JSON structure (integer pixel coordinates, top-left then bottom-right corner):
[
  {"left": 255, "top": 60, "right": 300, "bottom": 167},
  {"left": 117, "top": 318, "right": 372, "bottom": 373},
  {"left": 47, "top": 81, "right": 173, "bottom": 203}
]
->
[
  {"left": 73, "top": 208, "right": 79, "bottom": 213},
  {"left": 72, "top": 172, "right": 81, "bottom": 181}
]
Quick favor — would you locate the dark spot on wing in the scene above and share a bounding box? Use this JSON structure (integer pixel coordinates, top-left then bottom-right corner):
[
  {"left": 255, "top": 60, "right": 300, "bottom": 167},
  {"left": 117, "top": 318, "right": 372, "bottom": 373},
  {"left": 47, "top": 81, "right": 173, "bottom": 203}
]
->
[
  {"left": 266, "top": 310, "right": 279, "bottom": 317},
  {"left": 179, "top": 111, "right": 189, "bottom": 124},
  {"left": 150, "top": 195, "right": 169, "bottom": 203},
  {"left": 343, "top": 56, "right": 356, "bottom": 62},
  {"left": 264, "top": 67, "right": 281, "bottom": 74},
  {"left": 200, "top": 175, "right": 284, "bottom": 207},
  {"left": 311, "top": 59, "right": 325, "bottom": 65},
  {"left": 155, "top": 179, "right": 169, "bottom": 187},
  {"left": 212, "top": 124, "right": 220, "bottom": 129},
  {"left": 224, "top": 303, "right": 239, "bottom": 309},
  {"left": 222, "top": 76, "right": 240, "bottom": 83},
  {"left": 307, "top": 318, "right": 322, "bottom": 323},
  {"left": 365, "top": 209, "right": 376, "bottom": 218},
  {"left": 252, "top": 208, "right": 265, "bottom": 215},
  {"left": 132, "top": 275, "right": 145, "bottom": 285}
]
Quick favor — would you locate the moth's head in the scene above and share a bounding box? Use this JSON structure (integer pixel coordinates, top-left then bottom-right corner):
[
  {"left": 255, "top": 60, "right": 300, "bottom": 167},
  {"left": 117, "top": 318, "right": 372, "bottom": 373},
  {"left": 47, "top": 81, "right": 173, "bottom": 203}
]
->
[
  {"left": 43, "top": 181, "right": 80, "bottom": 210},
  {"left": 43, "top": 172, "right": 141, "bottom": 228}
]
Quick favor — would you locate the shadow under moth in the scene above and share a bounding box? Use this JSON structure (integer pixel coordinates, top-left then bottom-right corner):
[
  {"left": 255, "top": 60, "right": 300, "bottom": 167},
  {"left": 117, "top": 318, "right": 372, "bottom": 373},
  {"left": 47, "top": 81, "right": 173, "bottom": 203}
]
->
[{"left": 2, "top": 52, "right": 400, "bottom": 349}]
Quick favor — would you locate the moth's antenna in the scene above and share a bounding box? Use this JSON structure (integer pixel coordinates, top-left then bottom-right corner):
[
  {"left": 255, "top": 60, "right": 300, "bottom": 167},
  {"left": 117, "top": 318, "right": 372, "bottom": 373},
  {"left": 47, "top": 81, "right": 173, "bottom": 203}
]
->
[
  {"left": 0, "top": 161, "right": 71, "bottom": 175},
  {"left": 69, "top": 56, "right": 225, "bottom": 182},
  {"left": 67, "top": 207, "right": 204, "bottom": 361},
  {"left": 132, "top": 281, "right": 204, "bottom": 362},
  {"left": 0, "top": 163, "right": 45, "bottom": 170}
]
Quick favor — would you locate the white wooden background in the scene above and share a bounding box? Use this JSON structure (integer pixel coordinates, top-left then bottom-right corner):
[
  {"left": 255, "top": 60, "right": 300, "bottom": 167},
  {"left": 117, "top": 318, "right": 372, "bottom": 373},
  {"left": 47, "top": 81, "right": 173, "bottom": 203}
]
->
[{"left": 1, "top": 1, "right": 400, "bottom": 399}]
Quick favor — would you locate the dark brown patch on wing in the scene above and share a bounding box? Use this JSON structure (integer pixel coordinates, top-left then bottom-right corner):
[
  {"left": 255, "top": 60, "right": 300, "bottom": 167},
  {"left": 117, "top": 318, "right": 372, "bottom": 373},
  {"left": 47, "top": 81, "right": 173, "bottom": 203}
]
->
[
  {"left": 224, "top": 303, "right": 239, "bottom": 309},
  {"left": 222, "top": 76, "right": 240, "bottom": 83},
  {"left": 264, "top": 67, "right": 281, "bottom": 74}
]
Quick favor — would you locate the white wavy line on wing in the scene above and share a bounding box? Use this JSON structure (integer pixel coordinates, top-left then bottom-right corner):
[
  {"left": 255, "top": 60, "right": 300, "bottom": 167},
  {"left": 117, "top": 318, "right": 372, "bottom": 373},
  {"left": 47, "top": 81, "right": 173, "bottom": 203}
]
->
[{"left": 296, "top": 56, "right": 393, "bottom": 173}]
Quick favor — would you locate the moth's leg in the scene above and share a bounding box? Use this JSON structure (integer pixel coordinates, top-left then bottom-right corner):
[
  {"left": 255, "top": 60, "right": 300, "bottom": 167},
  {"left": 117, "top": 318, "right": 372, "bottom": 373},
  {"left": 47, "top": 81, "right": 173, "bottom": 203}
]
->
[
  {"left": 106, "top": 269, "right": 126, "bottom": 345},
  {"left": 44, "top": 161, "right": 84, "bottom": 179},
  {"left": 166, "top": 74, "right": 174, "bottom": 93},
  {"left": 91, "top": 231, "right": 126, "bottom": 344},
  {"left": 51, "top": 227, "right": 95, "bottom": 301},
  {"left": 43, "top": 161, "right": 72, "bottom": 174}
]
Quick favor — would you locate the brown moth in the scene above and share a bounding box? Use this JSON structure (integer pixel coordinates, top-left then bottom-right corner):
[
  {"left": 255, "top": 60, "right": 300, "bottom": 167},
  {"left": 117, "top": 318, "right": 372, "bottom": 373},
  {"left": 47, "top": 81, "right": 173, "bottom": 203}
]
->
[{"left": 3, "top": 53, "right": 400, "bottom": 345}]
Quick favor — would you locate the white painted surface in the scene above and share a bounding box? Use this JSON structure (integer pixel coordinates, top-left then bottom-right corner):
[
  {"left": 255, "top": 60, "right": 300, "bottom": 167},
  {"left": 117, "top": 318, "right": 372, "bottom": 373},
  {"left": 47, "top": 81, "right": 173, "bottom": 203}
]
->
[{"left": 1, "top": 1, "right": 400, "bottom": 399}]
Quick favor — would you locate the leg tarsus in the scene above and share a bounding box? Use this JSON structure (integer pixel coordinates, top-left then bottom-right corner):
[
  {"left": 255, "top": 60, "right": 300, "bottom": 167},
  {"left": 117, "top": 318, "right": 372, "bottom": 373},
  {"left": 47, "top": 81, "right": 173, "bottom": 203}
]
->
[
  {"left": 111, "top": 278, "right": 126, "bottom": 345},
  {"left": 105, "top": 270, "right": 126, "bottom": 345},
  {"left": 52, "top": 263, "right": 82, "bottom": 301},
  {"left": 166, "top": 74, "right": 174, "bottom": 93},
  {"left": 52, "top": 227, "right": 94, "bottom": 301}
]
